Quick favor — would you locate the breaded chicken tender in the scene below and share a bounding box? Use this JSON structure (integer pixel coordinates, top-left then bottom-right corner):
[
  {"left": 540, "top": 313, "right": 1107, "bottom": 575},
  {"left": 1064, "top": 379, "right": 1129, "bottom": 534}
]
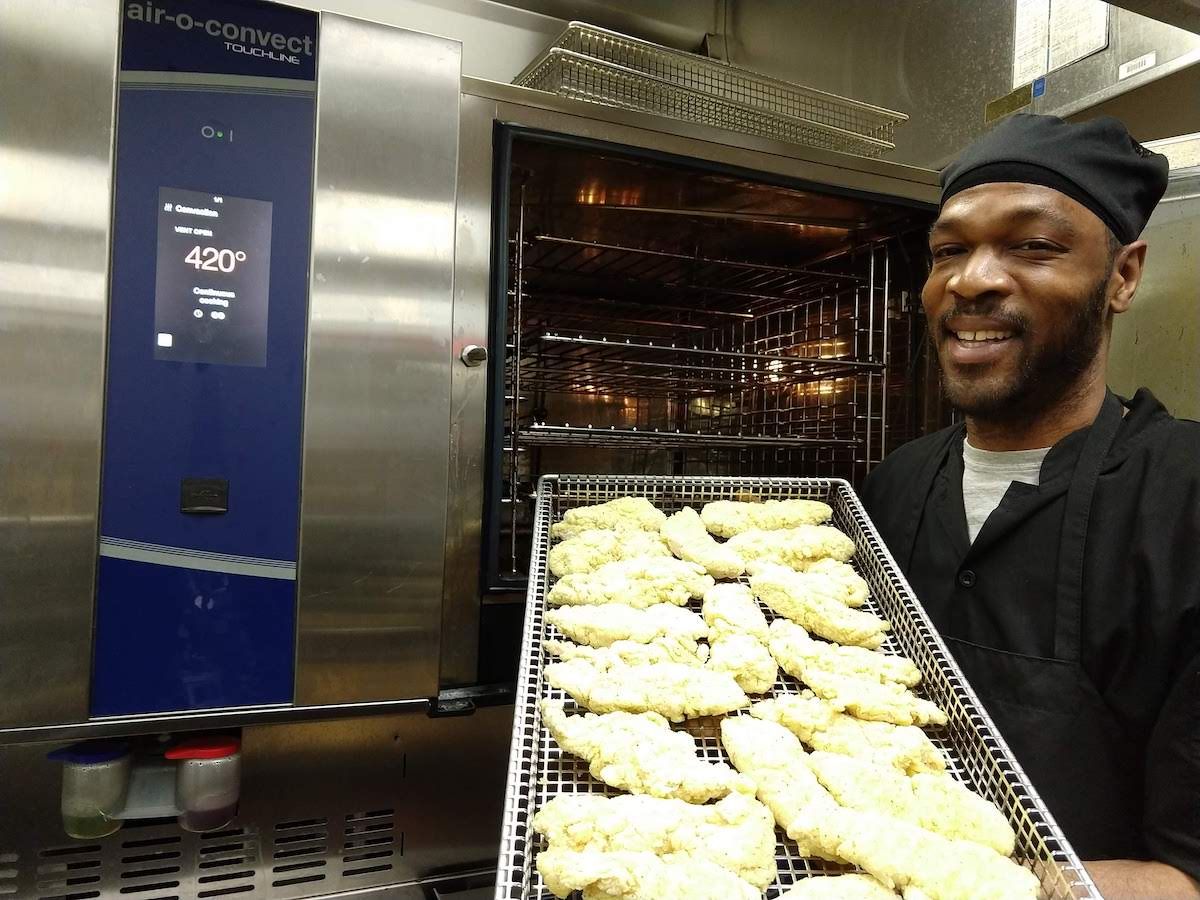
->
[
  {"left": 540, "top": 700, "right": 752, "bottom": 802},
  {"left": 545, "top": 603, "right": 708, "bottom": 647},
  {"left": 793, "top": 557, "right": 871, "bottom": 607},
  {"left": 550, "top": 496, "right": 666, "bottom": 541},
  {"left": 798, "top": 666, "right": 947, "bottom": 727},
  {"left": 536, "top": 849, "right": 760, "bottom": 900},
  {"left": 545, "top": 637, "right": 709, "bottom": 668},
  {"left": 707, "top": 633, "right": 778, "bottom": 694},
  {"left": 723, "top": 714, "right": 1032, "bottom": 900},
  {"left": 727, "top": 523, "right": 856, "bottom": 568},
  {"left": 548, "top": 529, "right": 671, "bottom": 577},
  {"left": 662, "top": 507, "right": 745, "bottom": 579},
  {"left": 779, "top": 874, "right": 900, "bottom": 899},
  {"left": 805, "top": 751, "right": 1015, "bottom": 855},
  {"left": 701, "top": 583, "right": 769, "bottom": 642},
  {"left": 750, "top": 694, "right": 946, "bottom": 774},
  {"left": 532, "top": 792, "right": 776, "bottom": 889},
  {"left": 700, "top": 498, "right": 833, "bottom": 537},
  {"left": 545, "top": 659, "right": 750, "bottom": 721},
  {"left": 751, "top": 564, "right": 890, "bottom": 648},
  {"left": 812, "top": 807, "right": 1039, "bottom": 900},
  {"left": 548, "top": 557, "right": 713, "bottom": 609},
  {"left": 719, "top": 716, "right": 843, "bottom": 861},
  {"left": 768, "top": 619, "right": 921, "bottom": 686}
]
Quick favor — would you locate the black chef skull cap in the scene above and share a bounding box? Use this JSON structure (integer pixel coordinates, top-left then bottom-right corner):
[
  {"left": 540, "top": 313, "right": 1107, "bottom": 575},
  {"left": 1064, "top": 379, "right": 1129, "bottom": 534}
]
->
[{"left": 940, "top": 113, "right": 1169, "bottom": 244}]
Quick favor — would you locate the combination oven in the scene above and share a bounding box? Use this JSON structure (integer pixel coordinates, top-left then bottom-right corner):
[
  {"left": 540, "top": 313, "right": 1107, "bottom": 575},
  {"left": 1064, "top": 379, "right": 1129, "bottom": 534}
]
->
[{"left": 0, "top": 1, "right": 945, "bottom": 897}]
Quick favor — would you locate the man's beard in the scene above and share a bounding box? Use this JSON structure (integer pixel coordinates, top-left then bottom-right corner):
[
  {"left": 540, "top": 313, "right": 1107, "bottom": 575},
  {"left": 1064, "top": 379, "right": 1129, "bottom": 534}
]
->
[{"left": 933, "top": 276, "right": 1109, "bottom": 420}]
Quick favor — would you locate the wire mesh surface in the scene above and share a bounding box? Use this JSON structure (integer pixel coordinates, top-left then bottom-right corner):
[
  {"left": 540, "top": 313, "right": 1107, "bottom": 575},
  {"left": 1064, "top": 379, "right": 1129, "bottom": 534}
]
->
[
  {"left": 515, "top": 22, "right": 905, "bottom": 157},
  {"left": 517, "top": 50, "right": 894, "bottom": 158},
  {"left": 495, "top": 475, "right": 1101, "bottom": 900}
]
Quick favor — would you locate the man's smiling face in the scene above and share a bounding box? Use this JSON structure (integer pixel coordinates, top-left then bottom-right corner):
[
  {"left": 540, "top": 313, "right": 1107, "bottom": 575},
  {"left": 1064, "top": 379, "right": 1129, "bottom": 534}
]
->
[{"left": 922, "top": 182, "right": 1118, "bottom": 419}]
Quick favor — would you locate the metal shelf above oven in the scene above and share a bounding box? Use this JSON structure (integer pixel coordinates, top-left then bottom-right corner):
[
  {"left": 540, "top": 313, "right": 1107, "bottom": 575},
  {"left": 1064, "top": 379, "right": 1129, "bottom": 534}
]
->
[{"left": 518, "top": 424, "right": 859, "bottom": 450}]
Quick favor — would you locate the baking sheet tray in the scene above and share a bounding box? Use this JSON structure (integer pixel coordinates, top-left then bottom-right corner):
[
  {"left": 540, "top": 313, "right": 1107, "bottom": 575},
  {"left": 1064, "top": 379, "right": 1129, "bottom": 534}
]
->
[{"left": 495, "top": 475, "right": 1100, "bottom": 899}]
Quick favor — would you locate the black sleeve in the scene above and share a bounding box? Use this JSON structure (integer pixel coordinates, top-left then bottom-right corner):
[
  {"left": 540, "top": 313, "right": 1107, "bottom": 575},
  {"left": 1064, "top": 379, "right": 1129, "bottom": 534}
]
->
[{"left": 1143, "top": 651, "right": 1200, "bottom": 881}]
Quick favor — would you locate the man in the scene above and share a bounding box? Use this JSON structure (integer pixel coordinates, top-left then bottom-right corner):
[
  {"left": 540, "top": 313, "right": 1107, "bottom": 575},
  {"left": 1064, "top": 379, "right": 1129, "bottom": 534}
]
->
[{"left": 861, "top": 113, "right": 1199, "bottom": 899}]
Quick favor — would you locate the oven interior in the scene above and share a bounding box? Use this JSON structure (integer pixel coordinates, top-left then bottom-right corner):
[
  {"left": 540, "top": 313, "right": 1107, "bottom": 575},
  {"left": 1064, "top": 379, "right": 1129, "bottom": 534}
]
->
[{"left": 483, "top": 129, "right": 944, "bottom": 598}]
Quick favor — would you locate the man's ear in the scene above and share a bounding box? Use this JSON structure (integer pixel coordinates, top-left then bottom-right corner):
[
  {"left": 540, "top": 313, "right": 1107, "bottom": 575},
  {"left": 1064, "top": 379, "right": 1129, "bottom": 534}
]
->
[{"left": 1110, "top": 241, "right": 1148, "bottom": 315}]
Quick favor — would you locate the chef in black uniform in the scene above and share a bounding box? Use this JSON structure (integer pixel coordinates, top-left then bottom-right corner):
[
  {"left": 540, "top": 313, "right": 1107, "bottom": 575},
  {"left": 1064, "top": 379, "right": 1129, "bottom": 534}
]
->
[{"left": 861, "top": 114, "right": 1199, "bottom": 899}]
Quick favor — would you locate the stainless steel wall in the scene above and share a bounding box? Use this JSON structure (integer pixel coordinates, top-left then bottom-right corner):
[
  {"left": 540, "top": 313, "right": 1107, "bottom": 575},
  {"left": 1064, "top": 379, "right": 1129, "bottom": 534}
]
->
[
  {"left": 725, "top": 0, "right": 1200, "bottom": 167},
  {"left": 296, "top": 15, "right": 462, "bottom": 704},
  {"left": 0, "top": 0, "right": 117, "bottom": 728},
  {"left": 1108, "top": 168, "right": 1200, "bottom": 419}
]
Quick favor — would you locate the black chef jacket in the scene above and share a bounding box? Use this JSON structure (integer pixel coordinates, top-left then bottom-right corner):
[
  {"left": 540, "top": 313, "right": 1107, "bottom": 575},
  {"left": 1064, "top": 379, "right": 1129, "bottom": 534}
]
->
[{"left": 861, "top": 388, "right": 1200, "bottom": 878}]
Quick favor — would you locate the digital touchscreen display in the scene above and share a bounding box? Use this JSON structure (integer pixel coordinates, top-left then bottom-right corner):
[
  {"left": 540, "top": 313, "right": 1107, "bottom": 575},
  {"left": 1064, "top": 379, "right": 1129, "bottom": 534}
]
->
[{"left": 154, "top": 187, "right": 273, "bottom": 366}]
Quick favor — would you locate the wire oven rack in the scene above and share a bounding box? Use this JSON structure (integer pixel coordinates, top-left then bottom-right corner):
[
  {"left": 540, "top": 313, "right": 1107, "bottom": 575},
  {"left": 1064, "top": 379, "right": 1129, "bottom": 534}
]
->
[
  {"left": 495, "top": 475, "right": 1101, "bottom": 900},
  {"left": 514, "top": 23, "right": 905, "bottom": 158}
]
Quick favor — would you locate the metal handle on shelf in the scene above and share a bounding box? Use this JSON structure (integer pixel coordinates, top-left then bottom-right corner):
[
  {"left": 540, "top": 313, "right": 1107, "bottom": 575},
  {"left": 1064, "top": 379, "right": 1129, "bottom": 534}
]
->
[{"left": 460, "top": 344, "right": 488, "bottom": 367}]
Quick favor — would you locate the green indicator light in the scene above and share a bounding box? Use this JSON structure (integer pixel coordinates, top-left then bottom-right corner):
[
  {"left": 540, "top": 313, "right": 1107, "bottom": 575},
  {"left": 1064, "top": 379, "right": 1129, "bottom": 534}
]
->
[{"left": 216, "top": 131, "right": 224, "bottom": 138}]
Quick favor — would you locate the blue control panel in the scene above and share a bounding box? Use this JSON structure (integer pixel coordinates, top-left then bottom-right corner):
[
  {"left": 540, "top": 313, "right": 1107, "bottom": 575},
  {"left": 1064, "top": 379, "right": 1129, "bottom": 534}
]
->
[{"left": 92, "top": 0, "right": 317, "bottom": 716}]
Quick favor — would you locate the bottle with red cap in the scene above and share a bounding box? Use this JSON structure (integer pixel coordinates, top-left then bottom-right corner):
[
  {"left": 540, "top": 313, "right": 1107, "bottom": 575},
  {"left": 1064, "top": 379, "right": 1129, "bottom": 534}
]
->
[{"left": 165, "top": 735, "right": 241, "bottom": 833}]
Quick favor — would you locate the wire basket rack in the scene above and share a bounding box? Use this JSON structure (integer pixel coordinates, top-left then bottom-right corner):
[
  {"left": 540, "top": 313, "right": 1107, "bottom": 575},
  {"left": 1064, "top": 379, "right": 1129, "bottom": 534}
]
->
[
  {"left": 513, "top": 22, "right": 906, "bottom": 158},
  {"left": 495, "top": 475, "right": 1101, "bottom": 900}
]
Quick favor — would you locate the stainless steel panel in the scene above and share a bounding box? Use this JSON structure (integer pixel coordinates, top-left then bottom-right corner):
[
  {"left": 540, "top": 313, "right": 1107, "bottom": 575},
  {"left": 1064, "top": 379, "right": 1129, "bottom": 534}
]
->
[
  {"left": 0, "top": 0, "right": 117, "bottom": 728},
  {"left": 440, "top": 94, "right": 495, "bottom": 688},
  {"left": 0, "top": 707, "right": 512, "bottom": 898},
  {"left": 1108, "top": 169, "right": 1200, "bottom": 419},
  {"left": 296, "top": 17, "right": 461, "bottom": 704}
]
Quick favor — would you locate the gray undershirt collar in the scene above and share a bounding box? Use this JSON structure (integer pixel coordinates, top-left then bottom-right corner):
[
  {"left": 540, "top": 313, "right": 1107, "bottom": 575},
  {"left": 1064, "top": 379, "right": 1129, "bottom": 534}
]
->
[{"left": 961, "top": 438, "right": 1052, "bottom": 543}]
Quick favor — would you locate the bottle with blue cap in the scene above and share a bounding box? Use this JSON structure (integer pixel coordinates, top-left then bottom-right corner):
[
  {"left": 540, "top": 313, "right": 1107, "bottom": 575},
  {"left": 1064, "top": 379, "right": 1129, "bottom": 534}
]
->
[{"left": 46, "top": 741, "right": 132, "bottom": 839}]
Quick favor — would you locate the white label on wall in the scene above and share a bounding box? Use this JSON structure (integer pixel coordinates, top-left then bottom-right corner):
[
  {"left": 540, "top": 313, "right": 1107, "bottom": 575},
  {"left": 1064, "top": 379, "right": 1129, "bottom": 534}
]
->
[
  {"left": 1013, "top": 0, "right": 1051, "bottom": 88},
  {"left": 1048, "top": 0, "right": 1109, "bottom": 71},
  {"left": 1118, "top": 50, "right": 1157, "bottom": 80}
]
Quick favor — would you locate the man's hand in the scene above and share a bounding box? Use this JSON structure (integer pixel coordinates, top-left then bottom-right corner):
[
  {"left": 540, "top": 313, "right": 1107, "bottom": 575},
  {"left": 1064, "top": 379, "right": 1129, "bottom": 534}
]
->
[{"left": 1086, "top": 860, "right": 1200, "bottom": 899}]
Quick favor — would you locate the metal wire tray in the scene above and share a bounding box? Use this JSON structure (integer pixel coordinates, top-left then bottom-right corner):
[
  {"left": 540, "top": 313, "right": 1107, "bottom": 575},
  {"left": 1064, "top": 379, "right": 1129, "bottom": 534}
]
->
[
  {"left": 495, "top": 475, "right": 1101, "bottom": 900},
  {"left": 516, "top": 48, "right": 894, "bottom": 159},
  {"left": 515, "top": 22, "right": 905, "bottom": 158}
]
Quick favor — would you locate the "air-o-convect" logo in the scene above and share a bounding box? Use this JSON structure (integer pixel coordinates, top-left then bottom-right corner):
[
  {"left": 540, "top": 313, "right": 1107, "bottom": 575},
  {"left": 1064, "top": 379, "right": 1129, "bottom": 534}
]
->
[{"left": 126, "top": 1, "right": 314, "bottom": 66}]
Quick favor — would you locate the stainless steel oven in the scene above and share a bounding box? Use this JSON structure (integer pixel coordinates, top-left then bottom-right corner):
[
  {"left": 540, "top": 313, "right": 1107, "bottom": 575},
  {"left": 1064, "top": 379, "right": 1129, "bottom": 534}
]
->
[
  {"left": 445, "top": 81, "right": 948, "bottom": 690},
  {"left": 1, "top": 3, "right": 947, "bottom": 892}
]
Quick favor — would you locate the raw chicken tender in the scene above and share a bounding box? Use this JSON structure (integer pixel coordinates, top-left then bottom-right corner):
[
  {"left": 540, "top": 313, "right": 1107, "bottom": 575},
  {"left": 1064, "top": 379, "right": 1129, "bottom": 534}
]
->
[
  {"left": 545, "top": 603, "right": 707, "bottom": 648},
  {"left": 536, "top": 849, "right": 760, "bottom": 900},
  {"left": 540, "top": 700, "right": 752, "bottom": 803},
  {"left": 751, "top": 693, "right": 946, "bottom": 774},
  {"left": 550, "top": 496, "right": 666, "bottom": 540},
  {"left": 661, "top": 507, "right": 745, "bottom": 579},
  {"left": 545, "top": 637, "right": 708, "bottom": 668},
  {"left": 768, "top": 619, "right": 921, "bottom": 686},
  {"left": 727, "top": 523, "right": 856, "bottom": 568},
  {"left": 545, "top": 659, "right": 750, "bottom": 721},
  {"left": 779, "top": 874, "right": 900, "bottom": 899},
  {"left": 548, "top": 557, "right": 714, "bottom": 608},
  {"left": 707, "top": 633, "right": 778, "bottom": 694},
  {"left": 532, "top": 792, "right": 776, "bottom": 889},
  {"left": 751, "top": 564, "right": 890, "bottom": 648},
  {"left": 701, "top": 498, "right": 833, "bottom": 537},
  {"left": 799, "top": 666, "right": 948, "bottom": 727},
  {"left": 806, "top": 751, "right": 1015, "bottom": 855},
  {"left": 702, "top": 583, "right": 769, "bottom": 642},
  {"left": 548, "top": 529, "right": 670, "bottom": 577}
]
